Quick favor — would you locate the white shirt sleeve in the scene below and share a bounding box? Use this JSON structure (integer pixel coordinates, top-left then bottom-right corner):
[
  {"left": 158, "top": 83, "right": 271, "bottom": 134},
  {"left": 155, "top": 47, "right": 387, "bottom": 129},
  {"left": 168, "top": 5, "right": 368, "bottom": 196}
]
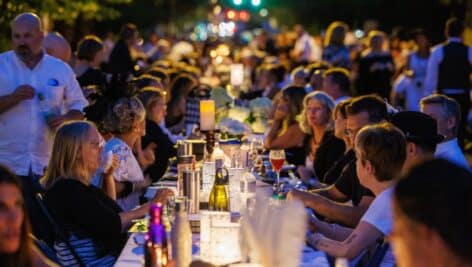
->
[
  {"left": 360, "top": 188, "right": 393, "bottom": 235},
  {"left": 423, "top": 45, "right": 443, "bottom": 96},
  {"left": 393, "top": 74, "right": 410, "bottom": 94},
  {"left": 63, "top": 65, "right": 88, "bottom": 112}
]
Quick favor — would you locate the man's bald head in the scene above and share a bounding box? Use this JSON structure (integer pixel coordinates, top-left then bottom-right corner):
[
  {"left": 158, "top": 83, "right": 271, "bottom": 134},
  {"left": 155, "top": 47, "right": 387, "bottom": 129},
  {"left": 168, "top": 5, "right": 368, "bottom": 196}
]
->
[
  {"left": 11, "top": 12, "right": 43, "bottom": 31},
  {"left": 11, "top": 12, "right": 44, "bottom": 63},
  {"left": 43, "top": 32, "right": 72, "bottom": 63}
]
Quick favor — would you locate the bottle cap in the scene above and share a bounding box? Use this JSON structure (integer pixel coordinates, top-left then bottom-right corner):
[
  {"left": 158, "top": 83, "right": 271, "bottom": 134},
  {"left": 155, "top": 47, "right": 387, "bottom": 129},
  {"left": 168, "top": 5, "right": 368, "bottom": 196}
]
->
[
  {"left": 149, "top": 203, "right": 163, "bottom": 218},
  {"left": 175, "top": 201, "right": 187, "bottom": 212}
]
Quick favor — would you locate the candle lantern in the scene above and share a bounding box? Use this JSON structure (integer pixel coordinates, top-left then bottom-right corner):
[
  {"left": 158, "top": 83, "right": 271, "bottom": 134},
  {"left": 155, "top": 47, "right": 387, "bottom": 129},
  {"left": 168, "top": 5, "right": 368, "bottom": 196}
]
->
[{"left": 200, "top": 100, "right": 215, "bottom": 131}]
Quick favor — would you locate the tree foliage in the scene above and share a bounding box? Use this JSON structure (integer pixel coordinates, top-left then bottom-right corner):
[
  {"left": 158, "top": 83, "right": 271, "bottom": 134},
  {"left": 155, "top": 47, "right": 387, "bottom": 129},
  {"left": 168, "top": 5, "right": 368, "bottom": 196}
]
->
[
  {"left": 0, "top": 0, "right": 134, "bottom": 51},
  {"left": 0, "top": 0, "right": 133, "bottom": 30}
]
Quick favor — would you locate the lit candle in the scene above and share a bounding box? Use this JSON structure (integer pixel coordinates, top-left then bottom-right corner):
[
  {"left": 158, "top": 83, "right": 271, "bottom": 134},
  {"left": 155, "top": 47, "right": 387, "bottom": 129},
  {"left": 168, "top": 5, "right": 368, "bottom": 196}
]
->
[
  {"left": 200, "top": 100, "right": 215, "bottom": 131},
  {"left": 230, "top": 64, "right": 244, "bottom": 87}
]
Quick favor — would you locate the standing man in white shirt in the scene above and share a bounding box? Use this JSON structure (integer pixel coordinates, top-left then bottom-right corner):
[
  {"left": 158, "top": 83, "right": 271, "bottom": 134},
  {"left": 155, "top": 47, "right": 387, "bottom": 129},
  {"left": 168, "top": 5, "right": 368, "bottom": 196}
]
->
[
  {"left": 0, "top": 12, "right": 88, "bottom": 243},
  {"left": 423, "top": 17, "right": 471, "bottom": 145},
  {"left": 291, "top": 24, "right": 321, "bottom": 64},
  {"left": 420, "top": 94, "right": 469, "bottom": 170}
]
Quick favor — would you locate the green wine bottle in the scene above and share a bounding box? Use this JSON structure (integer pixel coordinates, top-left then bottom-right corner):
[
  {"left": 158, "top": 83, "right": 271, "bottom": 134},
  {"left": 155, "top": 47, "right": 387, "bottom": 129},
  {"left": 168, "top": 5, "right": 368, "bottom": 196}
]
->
[{"left": 208, "top": 167, "right": 229, "bottom": 211}]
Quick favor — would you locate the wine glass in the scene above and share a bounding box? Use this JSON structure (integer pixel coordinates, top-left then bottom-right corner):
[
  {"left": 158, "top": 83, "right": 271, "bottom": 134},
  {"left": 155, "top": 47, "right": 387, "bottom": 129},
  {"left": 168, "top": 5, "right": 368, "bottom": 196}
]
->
[
  {"left": 269, "top": 149, "right": 285, "bottom": 193},
  {"left": 165, "top": 195, "right": 176, "bottom": 224}
]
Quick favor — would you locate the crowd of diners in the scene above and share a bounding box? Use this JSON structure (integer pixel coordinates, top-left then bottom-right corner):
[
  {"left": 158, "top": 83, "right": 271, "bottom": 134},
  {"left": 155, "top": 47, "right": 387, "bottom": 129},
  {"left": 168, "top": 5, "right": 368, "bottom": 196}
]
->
[{"left": 1, "top": 11, "right": 471, "bottom": 267}]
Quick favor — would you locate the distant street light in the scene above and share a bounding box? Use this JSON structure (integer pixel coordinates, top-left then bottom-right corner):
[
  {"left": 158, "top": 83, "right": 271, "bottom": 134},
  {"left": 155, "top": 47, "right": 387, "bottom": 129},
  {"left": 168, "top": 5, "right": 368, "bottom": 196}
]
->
[
  {"left": 227, "top": 10, "right": 236, "bottom": 19},
  {"left": 213, "top": 5, "right": 222, "bottom": 14},
  {"left": 233, "top": 0, "right": 243, "bottom": 6},
  {"left": 259, "top": 8, "right": 268, "bottom": 17}
]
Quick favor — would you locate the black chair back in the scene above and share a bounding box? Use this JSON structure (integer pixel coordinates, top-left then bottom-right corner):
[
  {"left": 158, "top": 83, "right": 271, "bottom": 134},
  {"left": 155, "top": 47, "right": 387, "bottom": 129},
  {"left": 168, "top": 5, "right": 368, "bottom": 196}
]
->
[
  {"left": 35, "top": 193, "right": 86, "bottom": 267},
  {"left": 31, "top": 235, "right": 60, "bottom": 264}
]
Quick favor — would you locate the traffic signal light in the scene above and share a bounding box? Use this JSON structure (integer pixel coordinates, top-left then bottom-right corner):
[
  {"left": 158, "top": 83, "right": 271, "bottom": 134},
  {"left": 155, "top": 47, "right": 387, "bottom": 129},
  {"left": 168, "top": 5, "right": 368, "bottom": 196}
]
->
[
  {"left": 251, "top": 0, "right": 261, "bottom": 6},
  {"left": 239, "top": 10, "right": 250, "bottom": 21}
]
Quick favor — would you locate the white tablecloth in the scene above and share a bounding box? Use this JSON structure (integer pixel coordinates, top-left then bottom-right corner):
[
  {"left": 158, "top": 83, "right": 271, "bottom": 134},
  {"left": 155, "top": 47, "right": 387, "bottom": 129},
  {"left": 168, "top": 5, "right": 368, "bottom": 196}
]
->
[
  {"left": 115, "top": 232, "right": 329, "bottom": 267},
  {"left": 115, "top": 233, "right": 143, "bottom": 267}
]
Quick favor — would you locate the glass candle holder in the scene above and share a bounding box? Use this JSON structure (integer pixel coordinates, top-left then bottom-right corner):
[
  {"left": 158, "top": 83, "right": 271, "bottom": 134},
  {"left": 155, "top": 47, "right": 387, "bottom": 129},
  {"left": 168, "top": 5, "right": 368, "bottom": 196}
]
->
[
  {"left": 208, "top": 222, "right": 241, "bottom": 265},
  {"left": 228, "top": 167, "right": 245, "bottom": 213},
  {"left": 199, "top": 210, "right": 231, "bottom": 260}
]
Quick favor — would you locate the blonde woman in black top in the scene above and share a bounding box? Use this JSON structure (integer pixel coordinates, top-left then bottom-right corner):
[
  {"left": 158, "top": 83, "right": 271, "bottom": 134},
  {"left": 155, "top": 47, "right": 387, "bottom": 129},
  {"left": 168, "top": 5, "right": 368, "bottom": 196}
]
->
[
  {"left": 42, "top": 121, "right": 172, "bottom": 266},
  {"left": 297, "top": 91, "right": 345, "bottom": 183}
]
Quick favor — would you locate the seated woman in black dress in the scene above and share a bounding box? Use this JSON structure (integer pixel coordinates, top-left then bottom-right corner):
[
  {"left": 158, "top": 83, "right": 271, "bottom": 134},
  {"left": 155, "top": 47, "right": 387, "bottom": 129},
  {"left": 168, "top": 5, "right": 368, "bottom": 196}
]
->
[
  {"left": 264, "top": 86, "right": 307, "bottom": 166},
  {"left": 319, "top": 98, "right": 356, "bottom": 185},
  {"left": 42, "top": 121, "right": 172, "bottom": 266},
  {"left": 297, "top": 91, "right": 345, "bottom": 183},
  {"left": 138, "top": 88, "right": 177, "bottom": 182},
  {"left": 74, "top": 35, "right": 107, "bottom": 90}
]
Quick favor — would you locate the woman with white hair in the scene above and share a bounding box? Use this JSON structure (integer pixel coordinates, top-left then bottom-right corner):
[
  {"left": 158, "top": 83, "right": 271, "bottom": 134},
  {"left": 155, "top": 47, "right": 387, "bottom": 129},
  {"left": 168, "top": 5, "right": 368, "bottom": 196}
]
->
[
  {"left": 297, "top": 91, "right": 345, "bottom": 183},
  {"left": 100, "top": 96, "right": 157, "bottom": 211}
]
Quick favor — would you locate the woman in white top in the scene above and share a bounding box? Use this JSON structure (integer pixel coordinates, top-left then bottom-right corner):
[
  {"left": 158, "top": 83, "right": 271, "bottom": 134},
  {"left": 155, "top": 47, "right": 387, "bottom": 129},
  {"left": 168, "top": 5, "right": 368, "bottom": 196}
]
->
[{"left": 101, "top": 96, "right": 155, "bottom": 211}]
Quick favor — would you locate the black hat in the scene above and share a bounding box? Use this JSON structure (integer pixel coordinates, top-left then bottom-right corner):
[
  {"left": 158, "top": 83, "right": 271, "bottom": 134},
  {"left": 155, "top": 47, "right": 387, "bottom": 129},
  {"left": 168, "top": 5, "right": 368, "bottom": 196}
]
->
[{"left": 390, "top": 111, "right": 444, "bottom": 143}]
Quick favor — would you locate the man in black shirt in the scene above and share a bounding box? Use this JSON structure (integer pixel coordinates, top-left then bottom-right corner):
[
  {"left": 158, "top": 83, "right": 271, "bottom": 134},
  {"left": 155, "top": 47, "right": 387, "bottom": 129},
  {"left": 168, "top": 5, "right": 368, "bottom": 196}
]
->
[{"left": 288, "top": 95, "right": 387, "bottom": 227}]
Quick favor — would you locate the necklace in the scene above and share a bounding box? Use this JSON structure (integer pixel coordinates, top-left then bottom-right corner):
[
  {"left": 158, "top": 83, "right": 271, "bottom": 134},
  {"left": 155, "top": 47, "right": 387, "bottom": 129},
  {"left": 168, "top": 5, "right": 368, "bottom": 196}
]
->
[
  {"left": 310, "top": 136, "right": 320, "bottom": 155},
  {"left": 312, "top": 135, "right": 322, "bottom": 145}
]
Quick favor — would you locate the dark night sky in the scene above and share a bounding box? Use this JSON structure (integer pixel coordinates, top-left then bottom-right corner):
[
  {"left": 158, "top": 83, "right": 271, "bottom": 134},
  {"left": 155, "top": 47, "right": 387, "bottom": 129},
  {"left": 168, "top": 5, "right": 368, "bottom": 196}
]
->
[{"left": 92, "top": 0, "right": 467, "bottom": 43}]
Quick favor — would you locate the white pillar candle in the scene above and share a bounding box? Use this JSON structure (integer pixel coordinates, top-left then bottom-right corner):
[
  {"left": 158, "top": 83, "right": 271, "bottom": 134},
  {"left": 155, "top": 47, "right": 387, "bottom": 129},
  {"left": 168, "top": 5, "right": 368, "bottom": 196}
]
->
[
  {"left": 230, "top": 64, "right": 244, "bottom": 87},
  {"left": 200, "top": 100, "right": 215, "bottom": 131}
]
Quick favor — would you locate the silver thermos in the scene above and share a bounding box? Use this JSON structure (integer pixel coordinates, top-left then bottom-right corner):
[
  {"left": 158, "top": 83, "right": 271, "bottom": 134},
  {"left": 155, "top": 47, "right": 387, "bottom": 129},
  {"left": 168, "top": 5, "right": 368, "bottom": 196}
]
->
[{"left": 182, "top": 169, "right": 200, "bottom": 214}]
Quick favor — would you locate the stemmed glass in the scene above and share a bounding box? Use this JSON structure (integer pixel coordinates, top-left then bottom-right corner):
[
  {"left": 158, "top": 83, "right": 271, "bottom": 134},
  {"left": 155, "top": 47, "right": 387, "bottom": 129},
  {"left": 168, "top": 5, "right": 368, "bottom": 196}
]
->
[
  {"left": 249, "top": 138, "right": 264, "bottom": 171},
  {"left": 269, "top": 149, "right": 285, "bottom": 193}
]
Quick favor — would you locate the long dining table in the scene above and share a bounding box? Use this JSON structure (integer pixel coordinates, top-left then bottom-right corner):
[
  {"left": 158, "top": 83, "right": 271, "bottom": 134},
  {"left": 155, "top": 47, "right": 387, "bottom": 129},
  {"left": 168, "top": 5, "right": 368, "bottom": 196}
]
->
[{"left": 115, "top": 180, "right": 330, "bottom": 267}]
